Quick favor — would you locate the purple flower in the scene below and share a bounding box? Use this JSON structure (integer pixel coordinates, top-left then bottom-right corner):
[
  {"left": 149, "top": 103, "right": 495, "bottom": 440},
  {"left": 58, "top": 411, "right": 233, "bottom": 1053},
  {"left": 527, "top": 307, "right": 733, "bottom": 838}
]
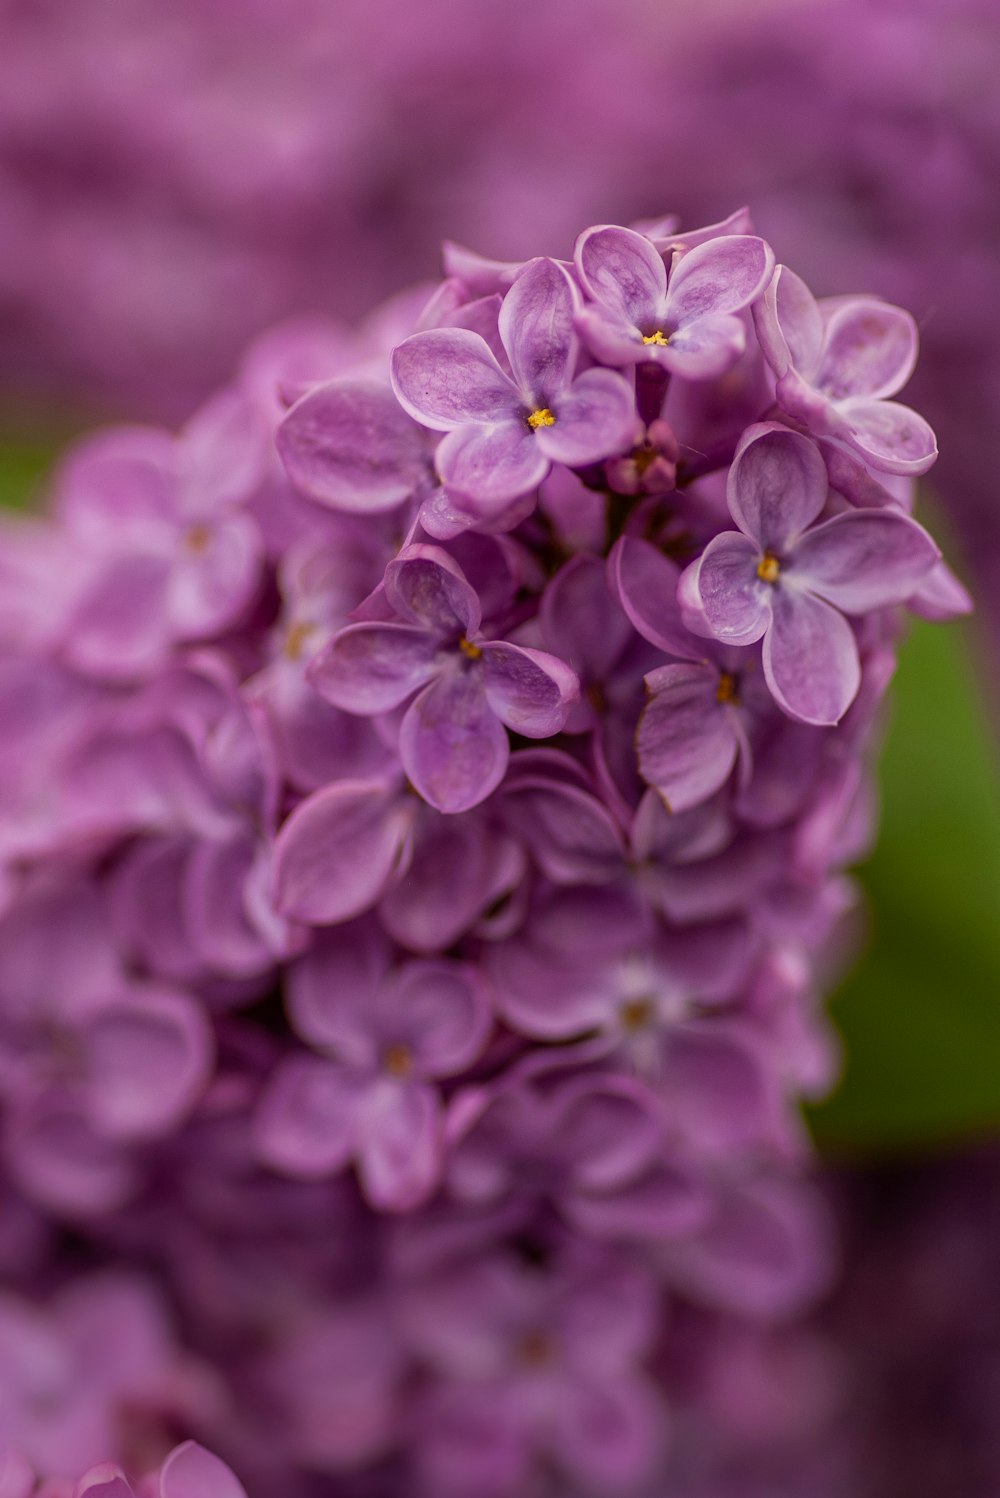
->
[
  {"left": 390, "top": 257, "right": 637, "bottom": 513},
  {"left": 308, "top": 544, "right": 579, "bottom": 812},
  {"left": 678, "top": 424, "right": 939, "bottom": 724},
  {"left": 574, "top": 225, "right": 774, "bottom": 377},
  {"left": 753, "top": 267, "right": 938, "bottom": 476},
  {"left": 405, "top": 1247, "right": 667, "bottom": 1495},
  {"left": 256, "top": 922, "right": 492, "bottom": 1209}
]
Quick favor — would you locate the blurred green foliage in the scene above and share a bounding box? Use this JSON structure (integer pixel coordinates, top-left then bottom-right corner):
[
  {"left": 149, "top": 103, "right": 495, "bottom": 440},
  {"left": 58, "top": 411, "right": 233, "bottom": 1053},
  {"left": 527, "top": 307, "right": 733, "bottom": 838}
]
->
[
  {"left": 810, "top": 615, "right": 1000, "bottom": 1153},
  {"left": 1, "top": 441, "right": 998, "bottom": 1155}
]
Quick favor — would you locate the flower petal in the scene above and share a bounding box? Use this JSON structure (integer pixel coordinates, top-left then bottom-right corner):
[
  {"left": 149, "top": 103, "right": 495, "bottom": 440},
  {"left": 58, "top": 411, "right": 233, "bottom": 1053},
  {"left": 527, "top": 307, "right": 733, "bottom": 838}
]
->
[
  {"left": 399, "top": 672, "right": 509, "bottom": 814},
  {"left": 815, "top": 299, "right": 918, "bottom": 402},
  {"left": 728, "top": 424, "right": 829, "bottom": 550},
  {"left": 661, "top": 311, "right": 747, "bottom": 380},
  {"left": 357, "top": 1079, "right": 442, "bottom": 1211},
  {"left": 792, "top": 510, "right": 938, "bottom": 613},
  {"left": 686, "top": 532, "right": 771, "bottom": 646},
  {"left": 752, "top": 264, "right": 823, "bottom": 380},
  {"left": 307, "top": 621, "right": 439, "bottom": 714},
  {"left": 498, "top": 257, "right": 578, "bottom": 401},
  {"left": 607, "top": 536, "right": 700, "bottom": 659},
  {"left": 277, "top": 378, "right": 429, "bottom": 512},
  {"left": 390, "top": 328, "right": 516, "bottom": 430},
  {"left": 159, "top": 1445, "right": 248, "bottom": 1498},
  {"left": 384, "top": 544, "right": 480, "bottom": 637},
  {"left": 272, "top": 780, "right": 414, "bottom": 924},
  {"left": 666, "top": 235, "right": 775, "bottom": 325},
  {"left": 763, "top": 589, "right": 861, "bottom": 726},
  {"left": 638, "top": 663, "right": 739, "bottom": 812},
  {"left": 391, "top": 961, "right": 493, "bottom": 1077},
  {"left": 436, "top": 420, "right": 549, "bottom": 508},
  {"left": 534, "top": 368, "right": 637, "bottom": 466},
  {"left": 481, "top": 641, "right": 578, "bottom": 737},
  {"left": 255, "top": 1056, "right": 363, "bottom": 1178},
  {"left": 840, "top": 398, "right": 938, "bottom": 477},
  {"left": 83, "top": 989, "right": 213, "bottom": 1141},
  {"left": 574, "top": 224, "right": 666, "bottom": 327}
]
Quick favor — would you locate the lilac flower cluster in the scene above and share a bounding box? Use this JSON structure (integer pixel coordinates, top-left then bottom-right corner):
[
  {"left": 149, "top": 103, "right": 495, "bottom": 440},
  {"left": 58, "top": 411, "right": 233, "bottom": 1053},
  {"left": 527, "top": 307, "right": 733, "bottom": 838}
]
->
[
  {"left": 0, "top": 210, "right": 962, "bottom": 1494},
  {"left": 1, "top": 1439, "right": 247, "bottom": 1498}
]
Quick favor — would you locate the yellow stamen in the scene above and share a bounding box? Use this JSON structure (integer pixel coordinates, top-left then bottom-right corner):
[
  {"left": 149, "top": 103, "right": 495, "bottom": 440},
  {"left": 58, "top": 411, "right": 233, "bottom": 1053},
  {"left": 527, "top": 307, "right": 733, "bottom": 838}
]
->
[
  {"left": 515, "top": 1330, "right": 554, "bottom": 1368},
  {"left": 184, "top": 523, "right": 212, "bottom": 554},
  {"left": 383, "top": 1043, "right": 413, "bottom": 1078},
  {"left": 716, "top": 671, "right": 739, "bottom": 706},
  {"left": 283, "top": 620, "right": 316, "bottom": 662},
  {"left": 527, "top": 407, "right": 556, "bottom": 430},
  {"left": 620, "top": 997, "right": 655, "bottom": 1032},
  {"left": 459, "top": 636, "right": 482, "bottom": 660},
  {"left": 642, "top": 330, "right": 670, "bottom": 347},
  {"left": 757, "top": 552, "right": 780, "bottom": 584}
]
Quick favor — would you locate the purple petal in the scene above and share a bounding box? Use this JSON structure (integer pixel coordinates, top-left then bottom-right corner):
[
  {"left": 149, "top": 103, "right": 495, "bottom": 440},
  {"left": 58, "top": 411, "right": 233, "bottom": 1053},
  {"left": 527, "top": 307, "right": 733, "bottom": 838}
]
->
[
  {"left": 75, "top": 1469, "right": 134, "bottom": 1498},
  {"left": 572, "top": 303, "right": 646, "bottom": 366},
  {"left": 752, "top": 265, "right": 823, "bottom": 380},
  {"left": 399, "top": 672, "right": 508, "bottom": 813},
  {"left": 565, "top": 1163, "right": 710, "bottom": 1242},
  {"left": 83, "top": 988, "right": 213, "bottom": 1140},
  {"left": 763, "top": 590, "right": 861, "bottom": 726},
  {"left": 390, "top": 329, "right": 516, "bottom": 430},
  {"left": 159, "top": 1444, "right": 248, "bottom": 1498},
  {"left": 534, "top": 368, "right": 637, "bottom": 467},
  {"left": 255, "top": 1056, "right": 363, "bottom": 1178},
  {"left": 638, "top": 663, "right": 739, "bottom": 812},
  {"left": 660, "top": 311, "right": 747, "bottom": 380},
  {"left": 390, "top": 961, "right": 492, "bottom": 1076},
  {"left": 55, "top": 425, "right": 176, "bottom": 541},
  {"left": 666, "top": 235, "right": 775, "bottom": 324},
  {"left": 552, "top": 1377, "right": 665, "bottom": 1493},
  {"left": 179, "top": 388, "right": 267, "bottom": 512},
  {"left": 728, "top": 424, "right": 829, "bottom": 550},
  {"left": 668, "top": 1022, "right": 775, "bottom": 1154},
  {"left": 357, "top": 1079, "right": 442, "bottom": 1211},
  {"left": 574, "top": 225, "right": 665, "bottom": 327},
  {"left": 277, "top": 378, "right": 429, "bottom": 512},
  {"left": 815, "top": 299, "right": 918, "bottom": 402},
  {"left": 791, "top": 510, "right": 938, "bottom": 612},
  {"left": 481, "top": 641, "right": 578, "bottom": 737},
  {"left": 380, "top": 810, "right": 524, "bottom": 954},
  {"left": 286, "top": 922, "right": 388, "bottom": 1062},
  {"left": 607, "top": 536, "right": 699, "bottom": 659},
  {"left": 541, "top": 553, "right": 634, "bottom": 684},
  {"left": 272, "top": 780, "right": 414, "bottom": 924},
  {"left": 498, "top": 257, "right": 578, "bottom": 401},
  {"left": 307, "top": 621, "right": 438, "bottom": 714},
  {"left": 65, "top": 554, "right": 172, "bottom": 680},
  {"left": 554, "top": 1079, "right": 663, "bottom": 1191},
  {"left": 501, "top": 753, "right": 625, "bottom": 884},
  {"left": 166, "top": 514, "right": 262, "bottom": 641},
  {"left": 686, "top": 532, "right": 771, "bottom": 646},
  {"left": 909, "top": 559, "right": 973, "bottom": 621},
  {"left": 383, "top": 545, "right": 480, "bottom": 636},
  {"left": 436, "top": 420, "right": 549, "bottom": 507},
  {"left": 840, "top": 398, "right": 939, "bottom": 476}
]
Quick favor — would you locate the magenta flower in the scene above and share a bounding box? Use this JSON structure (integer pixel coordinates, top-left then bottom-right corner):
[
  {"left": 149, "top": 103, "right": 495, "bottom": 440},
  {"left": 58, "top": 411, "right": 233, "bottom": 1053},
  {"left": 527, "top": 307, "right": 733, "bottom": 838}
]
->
[
  {"left": 308, "top": 544, "right": 579, "bottom": 812},
  {"left": 574, "top": 224, "right": 774, "bottom": 377},
  {"left": 390, "top": 257, "right": 637, "bottom": 513},
  {"left": 754, "top": 267, "right": 938, "bottom": 476},
  {"left": 678, "top": 424, "right": 939, "bottom": 724},
  {"left": 256, "top": 923, "right": 492, "bottom": 1209},
  {"left": 55, "top": 391, "right": 267, "bottom": 681}
]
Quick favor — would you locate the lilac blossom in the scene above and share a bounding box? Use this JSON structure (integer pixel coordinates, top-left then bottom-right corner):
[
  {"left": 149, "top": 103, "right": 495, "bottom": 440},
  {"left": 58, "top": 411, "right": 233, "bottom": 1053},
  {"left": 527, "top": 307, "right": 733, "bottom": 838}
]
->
[
  {"left": 753, "top": 270, "right": 938, "bottom": 477},
  {"left": 308, "top": 544, "right": 579, "bottom": 811},
  {"left": 0, "top": 199, "right": 959, "bottom": 1498},
  {"left": 678, "top": 424, "right": 938, "bottom": 724},
  {"left": 391, "top": 257, "right": 637, "bottom": 514},
  {"left": 574, "top": 225, "right": 774, "bottom": 377}
]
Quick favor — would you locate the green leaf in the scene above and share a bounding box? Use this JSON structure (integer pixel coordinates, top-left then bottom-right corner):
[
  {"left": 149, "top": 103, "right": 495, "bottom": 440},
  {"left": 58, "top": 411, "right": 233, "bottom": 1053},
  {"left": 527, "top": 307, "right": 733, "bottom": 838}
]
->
[
  {"left": 0, "top": 438, "right": 57, "bottom": 510},
  {"left": 809, "top": 614, "right": 1000, "bottom": 1153}
]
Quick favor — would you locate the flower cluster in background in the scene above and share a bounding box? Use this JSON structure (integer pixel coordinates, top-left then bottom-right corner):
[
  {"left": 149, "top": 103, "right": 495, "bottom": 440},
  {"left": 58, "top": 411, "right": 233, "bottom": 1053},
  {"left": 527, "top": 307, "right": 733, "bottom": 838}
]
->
[{"left": 0, "top": 209, "right": 960, "bottom": 1494}]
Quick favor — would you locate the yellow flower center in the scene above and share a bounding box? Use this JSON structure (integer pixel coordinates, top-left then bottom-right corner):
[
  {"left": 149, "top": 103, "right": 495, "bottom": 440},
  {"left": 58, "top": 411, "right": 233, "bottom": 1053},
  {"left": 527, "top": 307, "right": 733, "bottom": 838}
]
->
[
  {"left": 515, "top": 1330, "right": 555, "bottom": 1368},
  {"left": 716, "top": 671, "right": 739, "bottom": 705},
  {"left": 459, "top": 636, "right": 482, "bottom": 660},
  {"left": 757, "top": 552, "right": 780, "bottom": 584},
  {"left": 383, "top": 1043, "right": 413, "bottom": 1078},
  {"left": 527, "top": 407, "right": 556, "bottom": 430},
  {"left": 283, "top": 620, "right": 316, "bottom": 662},
  {"left": 642, "top": 330, "right": 670, "bottom": 347},
  {"left": 184, "top": 523, "right": 212, "bottom": 554},
  {"left": 620, "top": 996, "right": 656, "bottom": 1032}
]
